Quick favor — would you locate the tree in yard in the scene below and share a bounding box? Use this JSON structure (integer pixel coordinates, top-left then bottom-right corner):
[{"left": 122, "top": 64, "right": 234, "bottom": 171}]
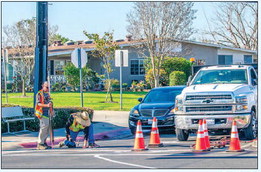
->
[
  {"left": 207, "top": 2, "right": 257, "bottom": 50},
  {"left": 83, "top": 31, "right": 119, "bottom": 102},
  {"left": 63, "top": 62, "right": 99, "bottom": 90},
  {"left": 49, "top": 33, "right": 70, "bottom": 44},
  {"left": 2, "top": 18, "right": 58, "bottom": 96},
  {"left": 127, "top": 2, "right": 196, "bottom": 87}
]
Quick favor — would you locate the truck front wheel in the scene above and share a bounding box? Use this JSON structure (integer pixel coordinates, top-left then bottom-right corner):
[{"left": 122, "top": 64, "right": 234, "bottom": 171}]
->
[
  {"left": 243, "top": 111, "right": 257, "bottom": 140},
  {"left": 176, "top": 128, "right": 189, "bottom": 141}
]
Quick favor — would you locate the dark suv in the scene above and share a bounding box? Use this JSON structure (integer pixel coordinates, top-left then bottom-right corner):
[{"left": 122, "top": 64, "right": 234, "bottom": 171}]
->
[{"left": 128, "top": 86, "right": 185, "bottom": 134}]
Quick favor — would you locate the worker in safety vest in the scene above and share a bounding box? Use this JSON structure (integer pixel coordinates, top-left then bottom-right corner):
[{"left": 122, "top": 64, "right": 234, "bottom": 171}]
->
[
  {"left": 59, "top": 111, "right": 93, "bottom": 148},
  {"left": 35, "top": 81, "right": 53, "bottom": 150}
]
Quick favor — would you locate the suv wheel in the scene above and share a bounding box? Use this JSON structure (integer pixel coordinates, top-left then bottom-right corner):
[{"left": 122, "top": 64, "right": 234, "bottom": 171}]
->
[
  {"left": 176, "top": 128, "right": 189, "bottom": 141},
  {"left": 244, "top": 110, "right": 257, "bottom": 140}
]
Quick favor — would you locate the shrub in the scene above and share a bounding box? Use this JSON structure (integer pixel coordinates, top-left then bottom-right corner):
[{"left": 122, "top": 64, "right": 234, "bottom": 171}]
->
[
  {"left": 161, "top": 57, "right": 192, "bottom": 79},
  {"left": 145, "top": 69, "right": 168, "bottom": 88},
  {"left": 63, "top": 62, "right": 99, "bottom": 90},
  {"left": 169, "top": 71, "right": 186, "bottom": 86},
  {"left": 104, "top": 79, "right": 119, "bottom": 91},
  {"left": 1, "top": 105, "right": 94, "bottom": 133}
]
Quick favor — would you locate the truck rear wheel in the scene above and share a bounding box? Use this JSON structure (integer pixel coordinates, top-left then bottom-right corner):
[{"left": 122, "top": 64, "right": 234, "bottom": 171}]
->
[
  {"left": 176, "top": 128, "right": 189, "bottom": 141},
  {"left": 244, "top": 111, "right": 257, "bottom": 140}
]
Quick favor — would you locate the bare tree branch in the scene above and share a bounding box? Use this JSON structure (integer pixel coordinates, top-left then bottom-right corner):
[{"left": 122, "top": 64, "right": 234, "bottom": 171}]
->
[
  {"left": 127, "top": 2, "right": 196, "bottom": 87},
  {"left": 206, "top": 2, "right": 257, "bottom": 50}
]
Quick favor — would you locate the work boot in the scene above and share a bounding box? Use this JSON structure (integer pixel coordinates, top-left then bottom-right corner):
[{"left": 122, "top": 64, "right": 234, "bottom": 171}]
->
[
  {"left": 88, "top": 143, "right": 100, "bottom": 148},
  {"left": 59, "top": 141, "right": 65, "bottom": 148},
  {"left": 44, "top": 143, "right": 52, "bottom": 149},
  {"left": 37, "top": 144, "right": 47, "bottom": 150}
]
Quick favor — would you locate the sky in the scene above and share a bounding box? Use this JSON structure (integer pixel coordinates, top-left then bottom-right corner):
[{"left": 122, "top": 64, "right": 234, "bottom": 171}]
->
[{"left": 2, "top": 1, "right": 218, "bottom": 41}]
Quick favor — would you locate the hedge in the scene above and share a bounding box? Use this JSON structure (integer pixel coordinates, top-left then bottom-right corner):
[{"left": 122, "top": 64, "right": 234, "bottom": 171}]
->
[
  {"left": 169, "top": 71, "right": 186, "bottom": 86},
  {"left": 1, "top": 104, "right": 94, "bottom": 133}
]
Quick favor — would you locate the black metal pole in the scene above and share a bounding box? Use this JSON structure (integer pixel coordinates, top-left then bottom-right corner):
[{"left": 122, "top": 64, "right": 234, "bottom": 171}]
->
[
  {"left": 34, "top": 2, "right": 48, "bottom": 106},
  {"left": 78, "top": 48, "right": 84, "bottom": 107}
]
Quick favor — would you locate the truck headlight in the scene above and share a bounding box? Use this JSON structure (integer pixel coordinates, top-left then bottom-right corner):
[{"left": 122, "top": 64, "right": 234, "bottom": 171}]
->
[
  {"left": 175, "top": 97, "right": 183, "bottom": 105},
  {"left": 236, "top": 105, "right": 248, "bottom": 111},
  {"left": 174, "top": 96, "right": 183, "bottom": 112},
  {"left": 235, "top": 95, "right": 248, "bottom": 103}
]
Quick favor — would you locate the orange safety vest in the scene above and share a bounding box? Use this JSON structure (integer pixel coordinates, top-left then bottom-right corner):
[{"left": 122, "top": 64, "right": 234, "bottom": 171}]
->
[{"left": 34, "top": 90, "right": 49, "bottom": 119}]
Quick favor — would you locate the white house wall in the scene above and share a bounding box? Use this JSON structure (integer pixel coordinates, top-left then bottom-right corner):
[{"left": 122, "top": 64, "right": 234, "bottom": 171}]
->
[{"left": 218, "top": 49, "right": 257, "bottom": 64}]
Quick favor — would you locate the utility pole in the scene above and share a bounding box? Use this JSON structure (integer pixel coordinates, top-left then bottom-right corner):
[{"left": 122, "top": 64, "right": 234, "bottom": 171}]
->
[
  {"left": 34, "top": 2, "right": 48, "bottom": 106},
  {"left": 119, "top": 51, "right": 123, "bottom": 110},
  {"left": 3, "top": 49, "right": 8, "bottom": 103}
]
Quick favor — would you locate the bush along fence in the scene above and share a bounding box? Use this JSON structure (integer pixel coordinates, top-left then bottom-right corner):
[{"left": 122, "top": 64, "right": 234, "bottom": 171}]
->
[{"left": 1, "top": 104, "right": 94, "bottom": 133}]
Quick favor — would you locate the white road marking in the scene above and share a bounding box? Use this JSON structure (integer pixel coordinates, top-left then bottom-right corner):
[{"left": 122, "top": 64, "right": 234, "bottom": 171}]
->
[
  {"left": 2, "top": 148, "right": 192, "bottom": 155},
  {"left": 94, "top": 154, "right": 156, "bottom": 169}
]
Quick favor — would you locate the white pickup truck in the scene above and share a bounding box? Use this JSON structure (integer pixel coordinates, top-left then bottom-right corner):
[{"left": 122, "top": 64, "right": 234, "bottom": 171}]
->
[{"left": 174, "top": 65, "right": 257, "bottom": 141}]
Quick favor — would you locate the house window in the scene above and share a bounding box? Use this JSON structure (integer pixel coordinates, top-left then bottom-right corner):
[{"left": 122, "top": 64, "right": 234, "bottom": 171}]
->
[
  {"left": 244, "top": 55, "right": 252, "bottom": 64},
  {"left": 131, "top": 59, "right": 145, "bottom": 75},
  {"left": 54, "top": 60, "right": 65, "bottom": 75},
  {"left": 218, "top": 55, "right": 233, "bottom": 65}
]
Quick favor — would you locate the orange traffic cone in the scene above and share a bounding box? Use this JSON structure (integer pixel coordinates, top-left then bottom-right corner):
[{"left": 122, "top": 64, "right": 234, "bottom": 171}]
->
[
  {"left": 148, "top": 117, "right": 164, "bottom": 148},
  {"left": 227, "top": 120, "right": 244, "bottom": 152},
  {"left": 193, "top": 119, "right": 208, "bottom": 152},
  {"left": 203, "top": 119, "right": 211, "bottom": 150},
  {"left": 132, "top": 120, "right": 148, "bottom": 151}
]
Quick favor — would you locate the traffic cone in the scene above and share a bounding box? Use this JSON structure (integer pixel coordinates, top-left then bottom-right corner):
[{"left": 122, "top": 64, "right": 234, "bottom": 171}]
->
[
  {"left": 132, "top": 120, "right": 148, "bottom": 151},
  {"left": 148, "top": 117, "right": 164, "bottom": 148},
  {"left": 227, "top": 120, "right": 244, "bottom": 152},
  {"left": 203, "top": 119, "right": 211, "bottom": 150},
  {"left": 193, "top": 119, "right": 208, "bottom": 152}
]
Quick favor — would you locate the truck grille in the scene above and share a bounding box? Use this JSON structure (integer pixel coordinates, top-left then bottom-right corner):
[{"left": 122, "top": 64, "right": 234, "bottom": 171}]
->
[
  {"left": 140, "top": 109, "right": 168, "bottom": 117},
  {"left": 186, "top": 95, "right": 232, "bottom": 100},
  {"left": 186, "top": 106, "right": 232, "bottom": 112}
]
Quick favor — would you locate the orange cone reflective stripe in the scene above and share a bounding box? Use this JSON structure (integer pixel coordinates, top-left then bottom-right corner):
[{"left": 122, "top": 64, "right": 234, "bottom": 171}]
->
[
  {"left": 227, "top": 120, "right": 244, "bottom": 152},
  {"left": 148, "top": 117, "right": 163, "bottom": 148},
  {"left": 132, "top": 120, "right": 148, "bottom": 151},
  {"left": 203, "top": 119, "right": 211, "bottom": 149},
  {"left": 193, "top": 119, "right": 208, "bottom": 152}
]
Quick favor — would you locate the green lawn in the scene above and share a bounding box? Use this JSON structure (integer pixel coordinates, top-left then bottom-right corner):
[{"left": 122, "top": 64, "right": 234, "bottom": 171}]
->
[{"left": 1, "top": 91, "right": 148, "bottom": 111}]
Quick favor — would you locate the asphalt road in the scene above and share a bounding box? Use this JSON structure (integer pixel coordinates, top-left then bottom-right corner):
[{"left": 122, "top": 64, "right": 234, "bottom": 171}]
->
[{"left": 2, "top": 133, "right": 257, "bottom": 169}]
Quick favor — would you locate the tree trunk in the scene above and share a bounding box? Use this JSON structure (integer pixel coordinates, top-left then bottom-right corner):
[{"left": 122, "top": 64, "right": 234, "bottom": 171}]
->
[
  {"left": 105, "top": 71, "right": 113, "bottom": 102},
  {"left": 22, "top": 79, "right": 26, "bottom": 97},
  {"left": 154, "top": 75, "right": 160, "bottom": 88}
]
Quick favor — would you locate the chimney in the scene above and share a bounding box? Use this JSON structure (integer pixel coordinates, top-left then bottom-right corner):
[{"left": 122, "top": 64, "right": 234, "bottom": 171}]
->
[
  {"left": 126, "top": 34, "right": 132, "bottom": 41},
  {"left": 76, "top": 41, "right": 83, "bottom": 45},
  {"left": 52, "top": 40, "right": 62, "bottom": 46}
]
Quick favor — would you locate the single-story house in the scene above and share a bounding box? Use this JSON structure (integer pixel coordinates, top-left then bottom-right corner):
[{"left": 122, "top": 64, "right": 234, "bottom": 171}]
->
[{"left": 2, "top": 37, "right": 257, "bottom": 86}]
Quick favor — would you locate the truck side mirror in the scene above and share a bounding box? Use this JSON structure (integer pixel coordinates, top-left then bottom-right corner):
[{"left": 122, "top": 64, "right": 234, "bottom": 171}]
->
[
  {"left": 138, "top": 98, "right": 143, "bottom": 102},
  {"left": 252, "top": 79, "right": 257, "bottom": 86},
  {"left": 187, "top": 75, "right": 192, "bottom": 86}
]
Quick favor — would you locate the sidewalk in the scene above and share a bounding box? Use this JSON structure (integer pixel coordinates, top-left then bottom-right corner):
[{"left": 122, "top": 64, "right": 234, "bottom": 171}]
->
[{"left": 2, "top": 110, "right": 131, "bottom": 151}]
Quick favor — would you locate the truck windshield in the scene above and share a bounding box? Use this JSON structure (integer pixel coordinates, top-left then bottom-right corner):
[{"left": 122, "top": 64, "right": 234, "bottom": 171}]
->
[
  {"left": 191, "top": 69, "right": 248, "bottom": 85},
  {"left": 143, "top": 89, "right": 182, "bottom": 103}
]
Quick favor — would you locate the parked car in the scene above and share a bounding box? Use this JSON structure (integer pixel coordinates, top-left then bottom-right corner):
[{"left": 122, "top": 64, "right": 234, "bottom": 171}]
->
[{"left": 128, "top": 86, "right": 186, "bottom": 135}]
